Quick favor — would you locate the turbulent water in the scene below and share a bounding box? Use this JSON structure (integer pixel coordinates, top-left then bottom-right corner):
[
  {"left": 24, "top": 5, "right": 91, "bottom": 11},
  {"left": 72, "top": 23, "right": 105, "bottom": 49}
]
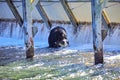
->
[
  {"left": 0, "top": 22, "right": 120, "bottom": 80},
  {"left": 0, "top": 46, "right": 120, "bottom": 80},
  {"left": 0, "top": 22, "right": 120, "bottom": 47}
]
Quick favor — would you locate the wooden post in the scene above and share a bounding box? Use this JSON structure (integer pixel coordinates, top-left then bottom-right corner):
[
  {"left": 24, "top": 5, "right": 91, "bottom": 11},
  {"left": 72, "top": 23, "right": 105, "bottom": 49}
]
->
[
  {"left": 36, "top": 0, "right": 51, "bottom": 29},
  {"left": 102, "top": 9, "right": 111, "bottom": 41},
  {"left": 22, "top": 0, "right": 34, "bottom": 58},
  {"left": 6, "top": 0, "right": 23, "bottom": 27},
  {"left": 60, "top": 0, "right": 78, "bottom": 33},
  {"left": 91, "top": 0, "right": 105, "bottom": 65}
]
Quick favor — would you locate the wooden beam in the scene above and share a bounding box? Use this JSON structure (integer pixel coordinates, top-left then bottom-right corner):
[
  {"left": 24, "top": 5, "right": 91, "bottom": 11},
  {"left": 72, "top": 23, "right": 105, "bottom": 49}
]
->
[
  {"left": 60, "top": 0, "right": 78, "bottom": 33},
  {"left": 6, "top": 0, "right": 23, "bottom": 27},
  {"left": 1, "top": 0, "right": 120, "bottom": 2},
  {"left": 22, "top": 0, "right": 34, "bottom": 59},
  {"left": 36, "top": 0, "right": 51, "bottom": 29},
  {"left": 102, "top": 9, "right": 111, "bottom": 26},
  {"left": 91, "top": 0, "right": 104, "bottom": 65},
  {"left": 0, "top": 0, "right": 21, "bottom": 2},
  {"left": 102, "top": 9, "right": 111, "bottom": 41},
  {"left": 40, "top": 0, "right": 120, "bottom": 2},
  {"left": 1, "top": 18, "right": 119, "bottom": 25}
]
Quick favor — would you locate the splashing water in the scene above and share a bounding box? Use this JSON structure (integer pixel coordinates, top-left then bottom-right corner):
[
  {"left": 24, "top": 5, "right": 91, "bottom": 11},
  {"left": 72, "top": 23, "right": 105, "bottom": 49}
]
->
[
  {"left": 0, "top": 22, "right": 120, "bottom": 80},
  {"left": 0, "top": 22, "right": 120, "bottom": 49}
]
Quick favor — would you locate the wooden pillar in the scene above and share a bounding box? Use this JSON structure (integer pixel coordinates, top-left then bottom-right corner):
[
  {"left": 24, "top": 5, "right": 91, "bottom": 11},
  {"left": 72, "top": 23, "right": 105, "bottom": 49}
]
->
[
  {"left": 60, "top": 0, "right": 78, "bottom": 33},
  {"left": 36, "top": 0, "right": 51, "bottom": 29},
  {"left": 22, "top": 0, "right": 34, "bottom": 58},
  {"left": 102, "top": 10, "right": 110, "bottom": 27},
  {"left": 6, "top": 0, "right": 23, "bottom": 27},
  {"left": 102, "top": 9, "right": 111, "bottom": 41},
  {"left": 91, "top": 0, "right": 104, "bottom": 65}
]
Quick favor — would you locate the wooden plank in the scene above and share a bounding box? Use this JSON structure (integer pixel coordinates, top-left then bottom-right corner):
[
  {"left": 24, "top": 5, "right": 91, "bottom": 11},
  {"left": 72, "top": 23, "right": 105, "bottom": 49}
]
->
[
  {"left": 36, "top": 0, "right": 51, "bottom": 29},
  {"left": 102, "top": 9, "right": 111, "bottom": 26},
  {"left": 60, "top": 0, "right": 78, "bottom": 33},
  {"left": 1, "top": 0, "right": 120, "bottom": 2},
  {"left": 1, "top": 18, "right": 119, "bottom": 25},
  {"left": 22, "top": 0, "right": 34, "bottom": 59},
  {"left": 91, "top": 0, "right": 104, "bottom": 65},
  {"left": 39, "top": 0, "right": 120, "bottom": 2},
  {"left": 6, "top": 0, "right": 23, "bottom": 27},
  {"left": 102, "top": 9, "right": 111, "bottom": 41}
]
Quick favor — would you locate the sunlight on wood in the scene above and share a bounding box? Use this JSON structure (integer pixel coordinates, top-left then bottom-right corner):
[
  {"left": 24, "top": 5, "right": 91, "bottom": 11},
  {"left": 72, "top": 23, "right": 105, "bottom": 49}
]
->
[{"left": 30, "top": 0, "right": 34, "bottom": 3}]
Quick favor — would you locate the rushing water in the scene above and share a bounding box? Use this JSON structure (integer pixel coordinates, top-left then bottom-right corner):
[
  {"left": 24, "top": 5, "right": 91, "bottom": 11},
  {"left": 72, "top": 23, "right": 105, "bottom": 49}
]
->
[
  {"left": 0, "top": 22, "right": 23, "bottom": 39},
  {"left": 0, "top": 22, "right": 120, "bottom": 80},
  {"left": 0, "top": 22, "right": 120, "bottom": 46},
  {"left": 0, "top": 47, "right": 120, "bottom": 80}
]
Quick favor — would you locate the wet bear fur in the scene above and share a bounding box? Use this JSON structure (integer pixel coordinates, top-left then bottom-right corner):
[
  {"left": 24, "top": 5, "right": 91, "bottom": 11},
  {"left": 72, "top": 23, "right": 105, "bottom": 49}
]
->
[{"left": 48, "top": 26, "right": 69, "bottom": 48}]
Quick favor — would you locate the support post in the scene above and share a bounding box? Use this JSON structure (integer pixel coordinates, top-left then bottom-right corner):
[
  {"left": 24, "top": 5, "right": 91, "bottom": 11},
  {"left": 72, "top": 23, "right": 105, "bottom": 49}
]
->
[
  {"left": 22, "top": 0, "right": 34, "bottom": 58},
  {"left": 91, "top": 0, "right": 104, "bottom": 65},
  {"left": 60, "top": 0, "right": 78, "bottom": 33},
  {"left": 102, "top": 9, "right": 111, "bottom": 41},
  {"left": 36, "top": 0, "right": 51, "bottom": 29},
  {"left": 6, "top": 0, "right": 23, "bottom": 27}
]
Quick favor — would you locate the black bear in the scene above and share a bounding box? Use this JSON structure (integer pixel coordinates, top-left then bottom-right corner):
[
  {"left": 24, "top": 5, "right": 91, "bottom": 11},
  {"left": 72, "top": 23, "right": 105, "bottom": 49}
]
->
[{"left": 48, "top": 26, "right": 69, "bottom": 48}]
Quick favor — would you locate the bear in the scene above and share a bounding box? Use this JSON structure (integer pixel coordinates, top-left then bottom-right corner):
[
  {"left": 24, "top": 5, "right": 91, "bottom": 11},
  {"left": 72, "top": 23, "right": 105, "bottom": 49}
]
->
[{"left": 48, "top": 26, "right": 69, "bottom": 48}]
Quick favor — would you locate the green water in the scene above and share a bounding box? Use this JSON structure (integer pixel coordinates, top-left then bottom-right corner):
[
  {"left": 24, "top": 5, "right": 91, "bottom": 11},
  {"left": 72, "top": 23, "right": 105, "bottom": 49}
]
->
[{"left": 0, "top": 51, "right": 120, "bottom": 80}]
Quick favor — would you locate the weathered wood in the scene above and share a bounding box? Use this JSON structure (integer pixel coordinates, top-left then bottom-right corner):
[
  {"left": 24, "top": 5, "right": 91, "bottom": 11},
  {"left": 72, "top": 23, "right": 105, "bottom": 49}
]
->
[
  {"left": 0, "top": 18, "right": 119, "bottom": 25},
  {"left": 102, "top": 10, "right": 111, "bottom": 26},
  {"left": 32, "top": 27, "right": 38, "bottom": 37},
  {"left": 36, "top": 0, "right": 51, "bottom": 29},
  {"left": 60, "top": 0, "right": 78, "bottom": 33},
  {"left": 102, "top": 9, "right": 111, "bottom": 41},
  {"left": 91, "top": 0, "right": 104, "bottom": 65},
  {"left": 6, "top": 0, "right": 23, "bottom": 27},
  {"left": 1, "top": 0, "right": 120, "bottom": 2},
  {"left": 40, "top": 0, "right": 120, "bottom": 2},
  {"left": 22, "top": 0, "right": 34, "bottom": 58}
]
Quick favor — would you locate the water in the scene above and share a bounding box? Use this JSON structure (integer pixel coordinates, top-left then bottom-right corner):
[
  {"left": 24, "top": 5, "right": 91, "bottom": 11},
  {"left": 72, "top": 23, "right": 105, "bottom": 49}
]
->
[
  {"left": 0, "top": 47, "right": 120, "bottom": 80},
  {"left": 0, "top": 22, "right": 23, "bottom": 39},
  {"left": 0, "top": 22, "right": 120, "bottom": 80},
  {"left": 0, "top": 22, "right": 120, "bottom": 50}
]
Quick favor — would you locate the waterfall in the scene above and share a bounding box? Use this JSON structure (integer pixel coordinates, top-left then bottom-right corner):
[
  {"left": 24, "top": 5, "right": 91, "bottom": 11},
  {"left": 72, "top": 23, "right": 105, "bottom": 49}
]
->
[
  {"left": 0, "top": 22, "right": 120, "bottom": 47},
  {"left": 104, "top": 26, "right": 120, "bottom": 45},
  {"left": 0, "top": 22, "right": 23, "bottom": 39}
]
